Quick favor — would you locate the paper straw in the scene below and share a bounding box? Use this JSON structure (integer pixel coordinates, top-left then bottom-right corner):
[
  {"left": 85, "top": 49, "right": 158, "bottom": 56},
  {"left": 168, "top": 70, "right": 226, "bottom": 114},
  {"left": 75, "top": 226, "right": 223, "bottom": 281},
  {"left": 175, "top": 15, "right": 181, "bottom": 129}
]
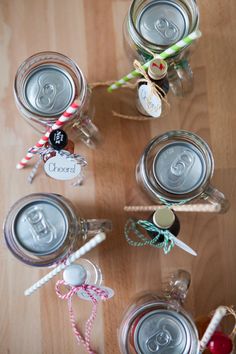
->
[
  {"left": 199, "top": 306, "right": 227, "bottom": 352},
  {"left": 16, "top": 100, "right": 80, "bottom": 169},
  {"left": 107, "top": 30, "right": 202, "bottom": 92},
  {"left": 124, "top": 203, "right": 221, "bottom": 213},
  {"left": 24, "top": 232, "right": 106, "bottom": 296}
]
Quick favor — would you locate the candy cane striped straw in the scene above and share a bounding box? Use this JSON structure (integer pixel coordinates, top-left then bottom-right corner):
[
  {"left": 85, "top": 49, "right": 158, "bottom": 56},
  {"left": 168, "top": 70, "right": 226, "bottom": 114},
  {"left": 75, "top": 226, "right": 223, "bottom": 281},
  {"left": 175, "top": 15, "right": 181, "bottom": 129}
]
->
[
  {"left": 24, "top": 232, "right": 106, "bottom": 296},
  {"left": 16, "top": 100, "right": 80, "bottom": 169},
  {"left": 107, "top": 30, "right": 202, "bottom": 92},
  {"left": 199, "top": 306, "right": 227, "bottom": 352}
]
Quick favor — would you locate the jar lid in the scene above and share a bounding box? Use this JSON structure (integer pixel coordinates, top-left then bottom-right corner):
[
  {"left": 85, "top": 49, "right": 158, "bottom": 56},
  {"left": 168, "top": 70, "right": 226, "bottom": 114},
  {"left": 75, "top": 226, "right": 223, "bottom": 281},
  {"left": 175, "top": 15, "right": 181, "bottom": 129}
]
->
[
  {"left": 49, "top": 129, "right": 68, "bottom": 150},
  {"left": 23, "top": 64, "right": 75, "bottom": 116},
  {"left": 133, "top": 309, "right": 196, "bottom": 353},
  {"left": 153, "top": 141, "right": 207, "bottom": 195},
  {"left": 137, "top": 0, "right": 190, "bottom": 46},
  {"left": 12, "top": 196, "right": 68, "bottom": 256},
  {"left": 153, "top": 208, "right": 175, "bottom": 229},
  {"left": 148, "top": 59, "right": 168, "bottom": 80}
]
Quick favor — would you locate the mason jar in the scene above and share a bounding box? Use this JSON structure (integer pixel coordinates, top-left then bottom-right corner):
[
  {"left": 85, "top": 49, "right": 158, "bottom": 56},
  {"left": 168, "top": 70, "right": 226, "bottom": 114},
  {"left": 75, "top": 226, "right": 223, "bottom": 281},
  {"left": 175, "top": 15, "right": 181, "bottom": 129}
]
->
[
  {"left": 118, "top": 270, "right": 200, "bottom": 353},
  {"left": 136, "top": 130, "right": 229, "bottom": 213},
  {"left": 14, "top": 51, "right": 100, "bottom": 148},
  {"left": 123, "top": 0, "right": 199, "bottom": 96},
  {"left": 3, "top": 193, "right": 112, "bottom": 267}
]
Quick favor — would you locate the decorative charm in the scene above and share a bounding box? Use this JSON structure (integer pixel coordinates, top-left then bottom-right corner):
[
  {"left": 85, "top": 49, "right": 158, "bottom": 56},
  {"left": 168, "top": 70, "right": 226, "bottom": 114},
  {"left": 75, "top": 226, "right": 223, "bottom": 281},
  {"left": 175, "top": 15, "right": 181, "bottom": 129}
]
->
[{"left": 56, "top": 262, "right": 114, "bottom": 354}]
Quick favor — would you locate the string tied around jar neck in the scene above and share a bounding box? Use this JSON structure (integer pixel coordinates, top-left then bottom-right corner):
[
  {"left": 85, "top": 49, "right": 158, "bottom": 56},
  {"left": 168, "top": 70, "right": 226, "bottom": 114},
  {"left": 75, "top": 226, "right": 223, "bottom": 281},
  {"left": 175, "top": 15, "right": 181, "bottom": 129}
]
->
[
  {"left": 55, "top": 279, "right": 109, "bottom": 354},
  {"left": 27, "top": 146, "right": 87, "bottom": 184},
  {"left": 134, "top": 59, "right": 170, "bottom": 107},
  {"left": 124, "top": 217, "right": 197, "bottom": 256},
  {"left": 124, "top": 218, "right": 175, "bottom": 254}
]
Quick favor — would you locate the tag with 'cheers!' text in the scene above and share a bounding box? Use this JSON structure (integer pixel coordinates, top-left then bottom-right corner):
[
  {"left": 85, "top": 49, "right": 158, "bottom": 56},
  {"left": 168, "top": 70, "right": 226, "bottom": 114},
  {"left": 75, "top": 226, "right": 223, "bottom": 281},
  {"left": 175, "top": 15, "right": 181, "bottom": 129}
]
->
[
  {"left": 44, "top": 153, "right": 82, "bottom": 181},
  {"left": 138, "top": 84, "right": 162, "bottom": 118}
]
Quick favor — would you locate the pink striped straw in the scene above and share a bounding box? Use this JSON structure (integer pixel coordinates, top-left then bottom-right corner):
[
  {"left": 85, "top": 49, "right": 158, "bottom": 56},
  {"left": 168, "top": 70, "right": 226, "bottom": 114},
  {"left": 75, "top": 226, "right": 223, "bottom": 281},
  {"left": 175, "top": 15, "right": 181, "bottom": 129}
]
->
[{"left": 16, "top": 100, "right": 80, "bottom": 169}]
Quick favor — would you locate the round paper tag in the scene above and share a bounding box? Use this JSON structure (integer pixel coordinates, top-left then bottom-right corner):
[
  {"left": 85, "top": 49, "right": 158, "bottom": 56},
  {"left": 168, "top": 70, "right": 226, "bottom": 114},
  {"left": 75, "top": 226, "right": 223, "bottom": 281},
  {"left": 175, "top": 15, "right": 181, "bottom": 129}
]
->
[
  {"left": 138, "top": 84, "right": 162, "bottom": 118},
  {"left": 44, "top": 153, "right": 81, "bottom": 180},
  {"left": 77, "top": 286, "right": 114, "bottom": 301}
]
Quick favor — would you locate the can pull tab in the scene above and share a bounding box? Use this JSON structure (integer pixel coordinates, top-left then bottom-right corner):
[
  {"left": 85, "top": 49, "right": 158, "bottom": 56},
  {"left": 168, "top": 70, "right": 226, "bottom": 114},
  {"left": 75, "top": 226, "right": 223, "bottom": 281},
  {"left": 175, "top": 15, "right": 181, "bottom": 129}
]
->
[
  {"left": 24, "top": 206, "right": 56, "bottom": 244},
  {"left": 147, "top": 329, "right": 172, "bottom": 352},
  {"left": 36, "top": 72, "right": 65, "bottom": 110},
  {"left": 168, "top": 150, "right": 195, "bottom": 187}
]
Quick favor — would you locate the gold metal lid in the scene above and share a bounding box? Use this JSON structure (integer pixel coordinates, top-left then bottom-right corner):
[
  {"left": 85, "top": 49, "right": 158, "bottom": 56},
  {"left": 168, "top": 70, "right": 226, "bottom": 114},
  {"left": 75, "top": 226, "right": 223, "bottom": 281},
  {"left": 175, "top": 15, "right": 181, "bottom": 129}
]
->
[
  {"left": 148, "top": 59, "right": 168, "bottom": 80},
  {"left": 153, "top": 208, "right": 175, "bottom": 229}
]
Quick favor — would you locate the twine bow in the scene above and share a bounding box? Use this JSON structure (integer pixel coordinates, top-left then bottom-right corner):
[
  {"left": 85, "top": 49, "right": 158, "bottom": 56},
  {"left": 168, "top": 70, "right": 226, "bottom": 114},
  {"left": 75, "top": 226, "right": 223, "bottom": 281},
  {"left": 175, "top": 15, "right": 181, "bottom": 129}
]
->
[
  {"left": 27, "top": 146, "right": 87, "bottom": 184},
  {"left": 55, "top": 280, "right": 108, "bottom": 354},
  {"left": 133, "top": 59, "right": 170, "bottom": 110},
  {"left": 125, "top": 218, "right": 175, "bottom": 254},
  {"left": 223, "top": 306, "right": 236, "bottom": 341}
]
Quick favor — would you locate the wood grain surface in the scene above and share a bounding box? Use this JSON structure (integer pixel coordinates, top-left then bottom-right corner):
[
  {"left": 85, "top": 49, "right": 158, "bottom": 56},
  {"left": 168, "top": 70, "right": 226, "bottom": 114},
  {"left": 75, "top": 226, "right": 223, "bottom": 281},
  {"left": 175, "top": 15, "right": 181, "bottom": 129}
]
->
[{"left": 0, "top": 0, "right": 236, "bottom": 353}]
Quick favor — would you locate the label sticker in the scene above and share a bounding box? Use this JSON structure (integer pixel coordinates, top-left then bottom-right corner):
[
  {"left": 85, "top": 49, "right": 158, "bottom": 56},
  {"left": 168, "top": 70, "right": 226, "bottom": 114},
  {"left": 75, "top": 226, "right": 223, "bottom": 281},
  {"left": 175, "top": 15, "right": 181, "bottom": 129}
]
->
[
  {"left": 138, "top": 84, "right": 162, "bottom": 118},
  {"left": 77, "top": 286, "right": 114, "bottom": 301},
  {"left": 44, "top": 153, "right": 82, "bottom": 181}
]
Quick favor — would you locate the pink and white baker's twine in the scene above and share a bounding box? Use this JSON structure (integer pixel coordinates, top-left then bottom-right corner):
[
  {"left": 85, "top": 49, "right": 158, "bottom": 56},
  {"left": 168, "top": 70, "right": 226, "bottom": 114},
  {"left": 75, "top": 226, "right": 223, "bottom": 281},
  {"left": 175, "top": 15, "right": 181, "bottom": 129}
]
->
[
  {"left": 16, "top": 101, "right": 80, "bottom": 169},
  {"left": 55, "top": 280, "right": 108, "bottom": 354}
]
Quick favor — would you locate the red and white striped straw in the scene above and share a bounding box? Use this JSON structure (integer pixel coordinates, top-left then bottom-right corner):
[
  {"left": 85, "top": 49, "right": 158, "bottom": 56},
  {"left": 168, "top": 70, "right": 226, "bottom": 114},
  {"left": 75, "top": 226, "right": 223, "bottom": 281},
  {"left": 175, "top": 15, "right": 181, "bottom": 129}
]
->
[{"left": 16, "top": 100, "right": 80, "bottom": 169}]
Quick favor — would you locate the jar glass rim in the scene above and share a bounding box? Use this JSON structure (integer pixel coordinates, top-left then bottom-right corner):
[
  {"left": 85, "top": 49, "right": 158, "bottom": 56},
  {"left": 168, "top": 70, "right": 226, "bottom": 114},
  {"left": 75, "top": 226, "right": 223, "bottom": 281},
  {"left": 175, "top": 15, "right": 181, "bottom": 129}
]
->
[
  {"left": 128, "top": 0, "right": 199, "bottom": 53},
  {"left": 14, "top": 51, "right": 87, "bottom": 122}
]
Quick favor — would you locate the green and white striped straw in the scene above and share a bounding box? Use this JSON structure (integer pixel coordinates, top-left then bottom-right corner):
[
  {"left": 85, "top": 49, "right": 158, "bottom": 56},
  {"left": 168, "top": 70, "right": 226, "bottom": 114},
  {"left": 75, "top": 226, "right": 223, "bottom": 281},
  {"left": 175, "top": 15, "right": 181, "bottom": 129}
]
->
[{"left": 107, "top": 30, "right": 201, "bottom": 92}]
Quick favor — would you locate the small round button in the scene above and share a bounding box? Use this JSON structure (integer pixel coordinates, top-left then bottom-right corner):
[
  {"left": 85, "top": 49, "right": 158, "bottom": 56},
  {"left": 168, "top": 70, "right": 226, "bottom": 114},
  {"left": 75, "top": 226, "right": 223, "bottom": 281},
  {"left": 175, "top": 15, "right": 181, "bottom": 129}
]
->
[
  {"left": 49, "top": 129, "right": 68, "bottom": 150},
  {"left": 63, "top": 264, "right": 87, "bottom": 286}
]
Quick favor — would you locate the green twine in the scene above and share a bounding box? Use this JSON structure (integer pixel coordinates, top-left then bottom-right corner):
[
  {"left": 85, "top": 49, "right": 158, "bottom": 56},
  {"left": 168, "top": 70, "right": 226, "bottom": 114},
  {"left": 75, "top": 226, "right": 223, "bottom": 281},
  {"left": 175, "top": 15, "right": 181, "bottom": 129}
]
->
[
  {"left": 124, "top": 218, "right": 175, "bottom": 254},
  {"left": 158, "top": 196, "right": 192, "bottom": 208}
]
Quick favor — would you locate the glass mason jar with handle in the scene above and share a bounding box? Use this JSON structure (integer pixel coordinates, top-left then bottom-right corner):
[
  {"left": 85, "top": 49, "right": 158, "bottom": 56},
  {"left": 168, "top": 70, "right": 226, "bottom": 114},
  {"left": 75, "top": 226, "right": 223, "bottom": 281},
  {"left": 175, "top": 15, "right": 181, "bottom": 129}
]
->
[
  {"left": 123, "top": 0, "right": 199, "bottom": 96},
  {"left": 14, "top": 51, "right": 100, "bottom": 148},
  {"left": 136, "top": 130, "right": 229, "bottom": 213},
  {"left": 3, "top": 193, "right": 112, "bottom": 267},
  {"left": 119, "top": 269, "right": 200, "bottom": 353}
]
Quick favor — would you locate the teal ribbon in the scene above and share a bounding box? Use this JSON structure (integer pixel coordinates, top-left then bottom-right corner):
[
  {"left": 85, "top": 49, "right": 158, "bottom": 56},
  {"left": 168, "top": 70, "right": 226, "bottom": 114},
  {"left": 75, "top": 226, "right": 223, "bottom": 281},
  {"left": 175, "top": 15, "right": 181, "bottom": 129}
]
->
[
  {"left": 158, "top": 196, "right": 192, "bottom": 208},
  {"left": 124, "top": 218, "right": 175, "bottom": 254}
]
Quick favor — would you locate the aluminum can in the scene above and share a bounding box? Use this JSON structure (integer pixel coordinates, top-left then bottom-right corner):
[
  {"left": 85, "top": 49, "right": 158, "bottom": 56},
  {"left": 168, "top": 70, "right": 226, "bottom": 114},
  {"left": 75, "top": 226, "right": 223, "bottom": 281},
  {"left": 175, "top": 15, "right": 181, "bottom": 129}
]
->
[
  {"left": 123, "top": 0, "right": 199, "bottom": 96},
  {"left": 3, "top": 193, "right": 112, "bottom": 267},
  {"left": 14, "top": 52, "right": 99, "bottom": 148},
  {"left": 136, "top": 130, "right": 229, "bottom": 212},
  {"left": 118, "top": 270, "right": 199, "bottom": 353}
]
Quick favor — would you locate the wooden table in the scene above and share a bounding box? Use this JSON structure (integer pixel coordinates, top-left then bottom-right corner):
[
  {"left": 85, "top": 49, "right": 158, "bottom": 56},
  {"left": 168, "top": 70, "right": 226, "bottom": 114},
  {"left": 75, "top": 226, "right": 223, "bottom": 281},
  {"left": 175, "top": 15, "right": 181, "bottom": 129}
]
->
[{"left": 0, "top": 0, "right": 236, "bottom": 353}]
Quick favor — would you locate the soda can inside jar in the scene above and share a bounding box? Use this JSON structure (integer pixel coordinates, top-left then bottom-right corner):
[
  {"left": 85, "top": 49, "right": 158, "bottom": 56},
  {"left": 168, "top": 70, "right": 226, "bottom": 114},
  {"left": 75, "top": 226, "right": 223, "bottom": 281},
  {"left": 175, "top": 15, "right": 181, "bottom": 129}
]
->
[
  {"left": 123, "top": 0, "right": 199, "bottom": 96},
  {"left": 14, "top": 51, "right": 100, "bottom": 148},
  {"left": 3, "top": 193, "right": 112, "bottom": 267}
]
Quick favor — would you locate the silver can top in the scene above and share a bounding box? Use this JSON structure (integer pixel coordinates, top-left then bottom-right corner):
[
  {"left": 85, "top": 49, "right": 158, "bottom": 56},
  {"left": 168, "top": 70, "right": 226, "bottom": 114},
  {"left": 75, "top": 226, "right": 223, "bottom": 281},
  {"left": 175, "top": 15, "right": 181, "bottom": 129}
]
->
[
  {"left": 23, "top": 64, "right": 75, "bottom": 116},
  {"left": 13, "top": 199, "right": 68, "bottom": 255},
  {"left": 153, "top": 142, "right": 206, "bottom": 194},
  {"left": 134, "top": 309, "right": 194, "bottom": 353},
  {"left": 136, "top": 0, "right": 190, "bottom": 46}
]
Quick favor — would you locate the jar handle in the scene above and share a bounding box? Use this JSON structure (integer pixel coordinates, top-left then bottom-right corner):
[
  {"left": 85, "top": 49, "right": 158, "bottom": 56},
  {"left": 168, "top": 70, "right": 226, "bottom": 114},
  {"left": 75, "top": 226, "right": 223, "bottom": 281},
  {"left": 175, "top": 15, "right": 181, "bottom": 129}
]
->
[
  {"left": 202, "top": 185, "right": 230, "bottom": 213},
  {"left": 166, "top": 269, "right": 191, "bottom": 305},
  {"left": 74, "top": 118, "right": 101, "bottom": 149},
  {"left": 168, "top": 59, "right": 193, "bottom": 97},
  {"left": 85, "top": 219, "right": 112, "bottom": 237}
]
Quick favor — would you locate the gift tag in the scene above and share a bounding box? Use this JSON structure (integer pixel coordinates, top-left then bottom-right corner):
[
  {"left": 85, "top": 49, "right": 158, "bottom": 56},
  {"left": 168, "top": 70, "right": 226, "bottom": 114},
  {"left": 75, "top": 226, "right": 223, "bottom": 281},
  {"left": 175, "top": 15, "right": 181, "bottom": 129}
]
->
[
  {"left": 138, "top": 84, "right": 162, "bottom": 118},
  {"left": 44, "top": 152, "right": 82, "bottom": 181},
  {"left": 77, "top": 286, "right": 114, "bottom": 301}
]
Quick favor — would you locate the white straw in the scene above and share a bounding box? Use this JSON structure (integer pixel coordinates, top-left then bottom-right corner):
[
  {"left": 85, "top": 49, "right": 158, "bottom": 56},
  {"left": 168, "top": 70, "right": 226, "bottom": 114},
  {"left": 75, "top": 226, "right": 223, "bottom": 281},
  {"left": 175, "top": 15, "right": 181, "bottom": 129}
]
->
[
  {"left": 24, "top": 232, "right": 106, "bottom": 296},
  {"left": 199, "top": 306, "right": 227, "bottom": 352},
  {"left": 124, "top": 204, "right": 221, "bottom": 213}
]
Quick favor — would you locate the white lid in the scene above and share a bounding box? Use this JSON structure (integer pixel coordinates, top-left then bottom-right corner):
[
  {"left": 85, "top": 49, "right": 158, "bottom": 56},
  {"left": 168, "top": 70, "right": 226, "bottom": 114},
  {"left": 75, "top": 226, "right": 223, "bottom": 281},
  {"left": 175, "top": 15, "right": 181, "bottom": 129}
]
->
[
  {"left": 63, "top": 264, "right": 87, "bottom": 286},
  {"left": 148, "top": 59, "right": 168, "bottom": 80}
]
